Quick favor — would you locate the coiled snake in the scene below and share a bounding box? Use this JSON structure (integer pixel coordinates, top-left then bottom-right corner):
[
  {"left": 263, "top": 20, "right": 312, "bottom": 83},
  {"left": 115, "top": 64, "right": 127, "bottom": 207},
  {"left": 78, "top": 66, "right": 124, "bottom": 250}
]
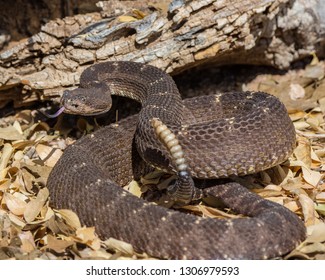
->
[{"left": 47, "top": 61, "right": 306, "bottom": 259}]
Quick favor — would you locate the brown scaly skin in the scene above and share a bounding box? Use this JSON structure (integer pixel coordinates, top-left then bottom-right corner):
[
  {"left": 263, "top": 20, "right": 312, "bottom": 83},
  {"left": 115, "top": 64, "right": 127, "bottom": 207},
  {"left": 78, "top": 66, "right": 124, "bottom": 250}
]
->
[{"left": 47, "top": 61, "right": 306, "bottom": 259}]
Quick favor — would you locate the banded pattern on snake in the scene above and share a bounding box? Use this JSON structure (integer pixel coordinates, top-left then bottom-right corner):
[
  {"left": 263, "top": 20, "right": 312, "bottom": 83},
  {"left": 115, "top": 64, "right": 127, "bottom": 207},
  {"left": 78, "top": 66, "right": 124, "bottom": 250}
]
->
[{"left": 47, "top": 61, "right": 306, "bottom": 259}]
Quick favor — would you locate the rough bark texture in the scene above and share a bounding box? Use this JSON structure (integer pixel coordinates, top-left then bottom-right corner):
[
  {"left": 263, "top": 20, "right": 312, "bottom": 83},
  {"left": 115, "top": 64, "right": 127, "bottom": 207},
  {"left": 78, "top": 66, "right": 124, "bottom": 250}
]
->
[
  {"left": 0, "top": 0, "right": 324, "bottom": 108},
  {"left": 0, "top": 0, "right": 101, "bottom": 45}
]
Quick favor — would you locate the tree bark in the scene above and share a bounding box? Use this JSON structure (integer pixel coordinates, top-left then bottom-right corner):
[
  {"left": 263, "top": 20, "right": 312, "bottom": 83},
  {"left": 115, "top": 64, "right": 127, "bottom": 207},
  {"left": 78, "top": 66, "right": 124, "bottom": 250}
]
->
[{"left": 0, "top": 0, "right": 324, "bottom": 108}]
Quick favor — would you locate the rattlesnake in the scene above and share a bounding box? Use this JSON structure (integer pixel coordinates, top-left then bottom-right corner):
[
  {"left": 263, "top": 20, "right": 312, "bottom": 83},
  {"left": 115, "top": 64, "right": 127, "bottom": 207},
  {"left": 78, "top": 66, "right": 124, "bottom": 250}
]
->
[{"left": 47, "top": 61, "right": 306, "bottom": 259}]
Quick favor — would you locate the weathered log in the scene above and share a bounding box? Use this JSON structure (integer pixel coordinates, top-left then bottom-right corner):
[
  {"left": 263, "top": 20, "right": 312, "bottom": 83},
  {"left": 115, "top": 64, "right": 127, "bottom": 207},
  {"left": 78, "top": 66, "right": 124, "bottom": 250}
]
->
[{"left": 0, "top": 0, "right": 324, "bottom": 107}]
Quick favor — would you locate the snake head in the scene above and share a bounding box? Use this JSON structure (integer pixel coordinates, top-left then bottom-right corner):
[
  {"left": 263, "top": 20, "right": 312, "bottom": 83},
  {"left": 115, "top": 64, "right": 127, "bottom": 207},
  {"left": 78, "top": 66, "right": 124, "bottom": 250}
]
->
[{"left": 61, "top": 84, "right": 112, "bottom": 116}]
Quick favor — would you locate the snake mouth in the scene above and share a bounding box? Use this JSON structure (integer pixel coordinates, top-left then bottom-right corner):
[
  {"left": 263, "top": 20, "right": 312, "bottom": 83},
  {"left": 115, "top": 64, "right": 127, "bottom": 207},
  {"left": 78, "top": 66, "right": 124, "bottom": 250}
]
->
[
  {"left": 69, "top": 108, "right": 111, "bottom": 116},
  {"left": 42, "top": 105, "right": 111, "bottom": 118}
]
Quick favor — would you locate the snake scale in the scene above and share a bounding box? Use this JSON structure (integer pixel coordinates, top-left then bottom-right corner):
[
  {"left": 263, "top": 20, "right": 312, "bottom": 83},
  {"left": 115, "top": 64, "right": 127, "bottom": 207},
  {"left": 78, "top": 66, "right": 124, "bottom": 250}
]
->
[{"left": 47, "top": 61, "right": 306, "bottom": 259}]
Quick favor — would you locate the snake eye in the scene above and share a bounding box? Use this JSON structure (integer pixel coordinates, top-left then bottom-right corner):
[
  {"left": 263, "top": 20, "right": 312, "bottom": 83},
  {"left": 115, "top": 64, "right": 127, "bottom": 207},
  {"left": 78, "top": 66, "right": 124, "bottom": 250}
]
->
[{"left": 67, "top": 99, "right": 80, "bottom": 108}]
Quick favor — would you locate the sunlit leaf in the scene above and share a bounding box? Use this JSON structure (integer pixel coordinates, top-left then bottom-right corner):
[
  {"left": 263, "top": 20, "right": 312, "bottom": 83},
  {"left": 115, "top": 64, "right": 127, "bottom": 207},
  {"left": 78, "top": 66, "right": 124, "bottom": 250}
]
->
[{"left": 24, "top": 188, "right": 49, "bottom": 223}]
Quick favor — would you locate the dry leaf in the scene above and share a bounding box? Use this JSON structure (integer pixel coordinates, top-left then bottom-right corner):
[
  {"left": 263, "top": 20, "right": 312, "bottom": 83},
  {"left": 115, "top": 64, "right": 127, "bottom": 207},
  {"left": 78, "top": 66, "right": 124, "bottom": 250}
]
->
[
  {"left": 35, "top": 144, "right": 63, "bottom": 167},
  {"left": 300, "top": 242, "right": 325, "bottom": 254},
  {"left": 290, "top": 160, "right": 321, "bottom": 187},
  {"left": 294, "top": 137, "right": 312, "bottom": 167},
  {"left": 19, "top": 231, "right": 36, "bottom": 253},
  {"left": 311, "top": 153, "right": 322, "bottom": 170},
  {"left": 316, "top": 192, "right": 325, "bottom": 202},
  {"left": 75, "top": 227, "right": 101, "bottom": 250},
  {"left": 284, "top": 200, "right": 300, "bottom": 213},
  {"left": 289, "top": 83, "right": 305, "bottom": 100},
  {"left": 21, "top": 164, "right": 52, "bottom": 185},
  {"left": 43, "top": 234, "right": 74, "bottom": 253},
  {"left": 264, "top": 184, "right": 282, "bottom": 191},
  {"left": 299, "top": 194, "right": 316, "bottom": 226},
  {"left": 0, "top": 126, "right": 24, "bottom": 141},
  {"left": 23, "top": 121, "right": 50, "bottom": 139},
  {"left": 304, "top": 64, "right": 324, "bottom": 80},
  {"left": 184, "top": 204, "right": 238, "bottom": 219},
  {"left": 12, "top": 140, "right": 35, "bottom": 150},
  {"left": 301, "top": 166, "right": 322, "bottom": 187},
  {"left": 255, "top": 189, "right": 284, "bottom": 198},
  {"left": 57, "top": 209, "right": 81, "bottom": 229},
  {"left": 306, "top": 223, "right": 325, "bottom": 243},
  {"left": 293, "top": 120, "right": 310, "bottom": 130},
  {"left": 285, "top": 223, "right": 325, "bottom": 259},
  {"left": 27, "top": 204, "right": 54, "bottom": 225},
  {"left": 289, "top": 111, "right": 305, "bottom": 121},
  {"left": 266, "top": 196, "right": 285, "bottom": 205},
  {"left": 8, "top": 212, "right": 26, "bottom": 228},
  {"left": 0, "top": 179, "right": 11, "bottom": 191},
  {"left": 24, "top": 188, "right": 49, "bottom": 223},
  {"left": 0, "top": 143, "right": 14, "bottom": 179},
  {"left": 124, "top": 180, "right": 142, "bottom": 198},
  {"left": 21, "top": 168, "right": 35, "bottom": 192},
  {"left": 4, "top": 192, "right": 27, "bottom": 216},
  {"left": 78, "top": 247, "right": 113, "bottom": 260},
  {"left": 103, "top": 237, "right": 135, "bottom": 256},
  {"left": 12, "top": 120, "right": 23, "bottom": 135}
]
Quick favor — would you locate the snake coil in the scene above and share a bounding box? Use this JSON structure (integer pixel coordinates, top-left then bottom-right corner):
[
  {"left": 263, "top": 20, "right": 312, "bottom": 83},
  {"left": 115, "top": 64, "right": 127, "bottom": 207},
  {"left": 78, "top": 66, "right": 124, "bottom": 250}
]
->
[{"left": 47, "top": 61, "right": 306, "bottom": 259}]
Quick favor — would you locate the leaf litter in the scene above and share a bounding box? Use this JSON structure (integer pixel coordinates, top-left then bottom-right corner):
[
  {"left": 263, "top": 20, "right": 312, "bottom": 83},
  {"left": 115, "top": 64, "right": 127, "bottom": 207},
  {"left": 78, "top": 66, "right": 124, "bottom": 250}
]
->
[{"left": 0, "top": 59, "right": 325, "bottom": 260}]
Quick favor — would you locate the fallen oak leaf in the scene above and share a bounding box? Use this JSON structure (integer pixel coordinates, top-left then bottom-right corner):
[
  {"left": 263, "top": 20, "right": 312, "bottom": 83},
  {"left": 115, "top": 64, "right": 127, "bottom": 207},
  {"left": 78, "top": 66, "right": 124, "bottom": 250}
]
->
[
  {"left": 56, "top": 209, "right": 81, "bottom": 230},
  {"left": 316, "top": 192, "right": 325, "bottom": 202},
  {"left": 8, "top": 212, "right": 26, "bottom": 228},
  {"left": 23, "top": 121, "right": 50, "bottom": 139},
  {"left": 299, "top": 194, "right": 317, "bottom": 226},
  {"left": 19, "top": 231, "right": 36, "bottom": 253},
  {"left": 301, "top": 166, "right": 322, "bottom": 187},
  {"left": 21, "top": 163, "right": 52, "bottom": 186},
  {"left": 0, "top": 179, "right": 10, "bottom": 191},
  {"left": 35, "top": 144, "right": 63, "bottom": 167},
  {"left": 42, "top": 234, "right": 74, "bottom": 254},
  {"left": 103, "top": 237, "right": 135, "bottom": 256},
  {"left": 74, "top": 227, "right": 101, "bottom": 250},
  {"left": 183, "top": 204, "right": 239, "bottom": 219},
  {"left": 299, "top": 242, "right": 325, "bottom": 254},
  {"left": 284, "top": 200, "right": 300, "bottom": 213},
  {"left": 290, "top": 160, "right": 322, "bottom": 187},
  {"left": 294, "top": 137, "right": 312, "bottom": 167},
  {"left": 305, "top": 222, "right": 325, "bottom": 243},
  {"left": 27, "top": 204, "right": 55, "bottom": 225},
  {"left": 12, "top": 120, "right": 23, "bottom": 135},
  {"left": 77, "top": 247, "right": 113, "bottom": 260},
  {"left": 289, "top": 83, "right": 305, "bottom": 100},
  {"left": 24, "top": 188, "right": 49, "bottom": 223},
  {"left": 285, "top": 223, "right": 325, "bottom": 259},
  {"left": 124, "top": 180, "right": 142, "bottom": 198},
  {"left": 3, "top": 192, "right": 27, "bottom": 216},
  {"left": 0, "top": 143, "right": 14, "bottom": 180},
  {"left": 0, "top": 126, "right": 24, "bottom": 141}
]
